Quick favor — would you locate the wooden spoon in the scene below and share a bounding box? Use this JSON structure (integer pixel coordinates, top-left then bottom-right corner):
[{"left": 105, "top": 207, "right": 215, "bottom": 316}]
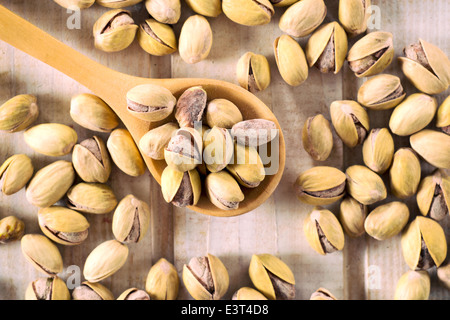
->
[{"left": 0, "top": 5, "right": 285, "bottom": 217}]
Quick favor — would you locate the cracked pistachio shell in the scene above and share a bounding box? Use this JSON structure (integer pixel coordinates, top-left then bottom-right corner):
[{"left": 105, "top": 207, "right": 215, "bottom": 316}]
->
[
  {"left": 389, "top": 148, "right": 421, "bottom": 199},
  {"left": 145, "top": 0, "right": 180, "bottom": 24},
  {"left": 182, "top": 253, "right": 229, "bottom": 300},
  {"left": 139, "top": 122, "right": 178, "bottom": 160},
  {"left": 399, "top": 39, "right": 450, "bottom": 95},
  {"left": 205, "top": 171, "right": 244, "bottom": 210},
  {"left": 274, "top": 35, "right": 308, "bottom": 86},
  {"left": 227, "top": 143, "right": 265, "bottom": 188},
  {"left": 436, "top": 96, "right": 450, "bottom": 134},
  {"left": 389, "top": 94, "right": 437, "bottom": 137},
  {"left": 96, "top": 0, "right": 143, "bottom": 8},
  {"left": 175, "top": 86, "right": 207, "bottom": 128},
  {"left": 347, "top": 31, "right": 394, "bottom": 78},
  {"left": 84, "top": 239, "right": 129, "bottom": 282},
  {"left": 25, "top": 277, "right": 70, "bottom": 300},
  {"left": 248, "top": 254, "right": 295, "bottom": 300},
  {"left": 302, "top": 114, "right": 333, "bottom": 161},
  {"left": 0, "top": 216, "right": 25, "bottom": 244},
  {"left": 394, "top": 271, "right": 430, "bottom": 300},
  {"left": 72, "top": 281, "right": 114, "bottom": 300},
  {"left": 53, "top": 0, "right": 94, "bottom": 8},
  {"left": 206, "top": 99, "right": 243, "bottom": 129},
  {"left": 304, "top": 207, "right": 345, "bottom": 255},
  {"left": 204, "top": 127, "right": 234, "bottom": 173},
  {"left": 437, "top": 263, "right": 450, "bottom": 290},
  {"left": 294, "top": 166, "right": 346, "bottom": 205},
  {"left": 161, "top": 166, "right": 201, "bottom": 207},
  {"left": 416, "top": 170, "right": 450, "bottom": 221},
  {"left": 222, "top": 0, "right": 274, "bottom": 26},
  {"left": 338, "top": 196, "right": 367, "bottom": 238},
  {"left": 346, "top": 165, "right": 387, "bottom": 205},
  {"left": 164, "top": 127, "right": 203, "bottom": 172},
  {"left": 362, "top": 128, "right": 394, "bottom": 174},
  {"left": 93, "top": 9, "right": 138, "bottom": 52},
  {"left": 232, "top": 287, "right": 267, "bottom": 300},
  {"left": 410, "top": 130, "right": 450, "bottom": 169},
  {"left": 38, "top": 207, "right": 89, "bottom": 246},
  {"left": 127, "top": 84, "right": 176, "bottom": 122},
  {"left": 24, "top": 123, "right": 77, "bottom": 157},
  {"left": 185, "top": 0, "right": 222, "bottom": 17},
  {"left": 0, "top": 94, "right": 38, "bottom": 133},
  {"left": 279, "top": 0, "right": 326, "bottom": 38},
  {"left": 270, "top": 0, "right": 299, "bottom": 7},
  {"left": 330, "top": 100, "right": 369, "bottom": 148},
  {"left": 26, "top": 160, "right": 75, "bottom": 208},
  {"left": 107, "top": 128, "right": 146, "bottom": 176},
  {"left": 117, "top": 288, "right": 150, "bottom": 300},
  {"left": 231, "top": 119, "right": 278, "bottom": 147},
  {"left": 138, "top": 19, "right": 177, "bottom": 56},
  {"left": 364, "top": 201, "right": 409, "bottom": 241},
  {"left": 67, "top": 182, "right": 118, "bottom": 214},
  {"left": 0, "top": 154, "right": 34, "bottom": 196},
  {"left": 146, "top": 258, "right": 179, "bottom": 300},
  {"left": 21, "top": 234, "right": 63, "bottom": 276},
  {"left": 306, "top": 22, "right": 348, "bottom": 74},
  {"left": 179, "top": 15, "right": 212, "bottom": 64},
  {"left": 357, "top": 74, "right": 406, "bottom": 110},
  {"left": 236, "top": 52, "right": 271, "bottom": 93},
  {"left": 310, "top": 288, "right": 337, "bottom": 300},
  {"left": 338, "top": 0, "right": 371, "bottom": 37}
]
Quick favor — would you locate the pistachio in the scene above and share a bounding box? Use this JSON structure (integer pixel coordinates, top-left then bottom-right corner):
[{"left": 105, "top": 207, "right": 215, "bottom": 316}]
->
[
  {"left": 401, "top": 216, "right": 447, "bottom": 270},
  {"left": 38, "top": 207, "right": 90, "bottom": 246},
  {"left": 96, "top": 0, "right": 143, "bottom": 8},
  {"left": 21, "top": 234, "right": 63, "bottom": 276},
  {"left": 273, "top": 34, "right": 309, "bottom": 86},
  {"left": 310, "top": 288, "right": 337, "bottom": 300},
  {"left": 347, "top": 31, "right": 394, "bottom": 78},
  {"left": 416, "top": 170, "right": 450, "bottom": 221},
  {"left": 179, "top": 15, "right": 213, "bottom": 64},
  {"left": 294, "top": 166, "right": 346, "bottom": 205},
  {"left": 279, "top": 0, "right": 326, "bottom": 38},
  {"left": 436, "top": 95, "right": 450, "bottom": 135},
  {"left": 145, "top": 0, "right": 181, "bottom": 24},
  {"left": 205, "top": 171, "right": 245, "bottom": 210},
  {"left": 175, "top": 86, "right": 207, "bottom": 128},
  {"left": 305, "top": 22, "right": 348, "bottom": 74},
  {"left": 231, "top": 119, "right": 278, "bottom": 147},
  {"left": 0, "top": 216, "right": 25, "bottom": 244},
  {"left": 93, "top": 9, "right": 138, "bottom": 52},
  {"left": 107, "top": 128, "right": 146, "bottom": 177},
  {"left": 138, "top": 19, "right": 177, "bottom": 56},
  {"left": 0, "top": 154, "right": 34, "bottom": 196},
  {"left": 338, "top": 196, "right": 367, "bottom": 238},
  {"left": 206, "top": 99, "right": 243, "bottom": 129},
  {"left": 227, "top": 143, "right": 265, "bottom": 188},
  {"left": 357, "top": 74, "right": 406, "bottom": 110},
  {"left": 389, "top": 148, "right": 421, "bottom": 199},
  {"left": 26, "top": 160, "right": 75, "bottom": 208},
  {"left": 362, "top": 128, "right": 394, "bottom": 174},
  {"left": 112, "top": 194, "right": 151, "bottom": 243},
  {"left": 72, "top": 281, "right": 115, "bottom": 300},
  {"left": 437, "top": 263, "right": 450, "bottom": 290},
  {"left": 83, "top": 239, "right": 129, "bottom": 283},
  {"left": 394, "top": 271, "right": 430, "bottom": 300},
  {"left": 117, "top": 288, "right": 150, "bottom": 300},
  {"left": 145, "top": 258, "right": 180, "bottom": 300},
  {"left": 25, "top": 277, "right": 71, "bottom": 300},
  {"left": 185, "top": 0, "right": 222, "bottom": 17},
  {"left": 236, "top": 52, "right": 271, "bottom": 93},
  {"left": 164, "top": 127, "right": 203, "bottom": 172},
  {"left": 182, "top": 253, "right": 229, "bottom": 300},
  {"left": 410, "top": 130, "right": 450, "bottom": 169},
  {"left": 67, "top": 182, "right": 118, "bottom": 214},
  {"left": 399, "top": 39, "right": 450, "bottom": 95},
  {"left": 301, "top": 114, "right": 334, "bottom": 161},
  {"left": 345, "top": 165, "right": 387, "bottom": 205},
  {"left": 270, "top": 0, "right": 298, "bottom": 6},
  {"left": 364, "top": 201, "right": 410, "bottom": 241},
  {"left": 139, "top": 122, "right": 178, "bottom": 160},
  {"left": 204, "top": 127, "right": 234, "bottom": 173},
  {"left": 338, "top": 0, "right": 371, "bottom": 37},
  {"left": 232, "top": 287, "right": 267, "bottom": 300},
  {"left": 24, "top": 123, "right": 78, "bottom": 157},
  {"left": 70, "top": 93, "right": 119, "bottom": 133},
  {"left": 222, "top": 0, "right": 274, "bottom": 26},
  {"left": 53, "top": 0, "right": 94, "bottom": 9},
  {"left": 330, "top": 100, "right": 369, "bottom": 148},
  {"left": 0, "top": 94, "right": 38, "bottom": 133}
]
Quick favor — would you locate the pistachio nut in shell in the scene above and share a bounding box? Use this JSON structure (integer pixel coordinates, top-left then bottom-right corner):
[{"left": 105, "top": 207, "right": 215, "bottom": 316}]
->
[
  {"left": 306, "top": 21, "right": 348, "bottom": 74},
  {"left": 25, "top": 277, "right": 71, "bottom": 300},
  {"left": 294, "top": 166, "right": 346, "bottom": 206},
  {"left": 93, "top": 9, "right": 138, "bottom": 52},
  {"left": 96, "top": 0, "right": 143, "bottom": 8},
  {"left": 145, "top": 0, "right": 181, "bottom": 24},
  {"left": 204, "top": 127, "right": 234, "bottom": 173},
  {"left": 117, "top": 288, "right": 150, "bottom": 300},
  {"left": 236, "top": 52, "right": 271, "bottom": 93},
  {"left": 274, "top": 34, "right": 309, "bottom": 87},
  {"left": 38, "top": 207, "right": 89, "bottom": 246},
  {"left": 164, "top": 127, "right": 203, "bottom": 172},
  {"left": 346, "top": 165, "right": 387, "bottom": 205},
  {"left": 206, "top": 99, "right": 243, "bottom": 129},
  {"left": 72, "top": 281, "right": 114, "bottom": 300},
  {"left": 21, "top": 234, "right": 63, "bottom": 276},
  {"left": 270, "top": 0, "right": 299, "bottom": 7},
  {"left": 84, "top": 239, "right": 129, "bottom": 282},
  {"left": 226, "top": 143, "right": 265, "bottom": 188},
  {"left": 330, "top": 100, "right": 369, "bottom": 148},
  {"left": 145, "top": 258, "right": 179, "bottom": 300},
  {"left": 231, "top": 119, "right": 278, "bottom": 147},
  {"left": 107, "top": 128, "right": 146, "bottom": 176},
  {"left": 436, "top": 95, "right": 450, "bottom": 135},
  {"left": 185, "top": 0, "right": 222, "bottom": 17},
  {"left": 161, "top": 166, "right": 201, "bottom": 207},
  {"left": 357, "top": 74, "right": 406, "bottom": 110},
  {"left": 182, "top": 253, "right": 229, "bottom": 300},
  {"left": 138, "top": 18, "right": 177, "bottom": 56},
  {"left": 338, "top": 196, "right": 367, "bottom": 238},
  {"left": 112, "top": 194, "right": 151, "bottom": 243},
  {"left": 338, "top": 0, "right": 371, "bottom": 37},
  {"left": 139, "top": 122, "right": 178, "bottom": 160},
  {"left": 347, "top": 31, "right": 394, "bottom": 78},
  {"left": 25, "top": 160, "right": 75, "bottom": 208},
  {"left": 179, "top": 15, "right": 212, "bottom": 64},
  {"left": 437, "top": 263, "right": 450, "bottom": 290},
  {"left": 279, "top": 0, "right": 326, "bottom": 38},
  {"left": 304, "top": 207, "right": 345, "bottom": 255},
  {"left": 410, "top": 130, "right": 450, "bottom": 169},
  {"left": 0, "top": 94, "right": 38, "bottom": 133},
  {"left": 0, "top": 216, "right": 25, "bottom": 244},
  {"left": 67, "top": 182, "right": 118, "bottom": 214},
  {"left": 310, "top": 288, "right": 337, "bottom": 300},
  {"left": 24, "top": 123, "right": 78, "bottom": 157},
  {"left": 394, "top": 270, "right": 430, "bottom": 300},
  {"left": 389, "top": 148, "right": 421, "bottom": 199},
  {"left": 175, "top": 86, "right": 207, "bottom": 128},
  {"left": 364, "top": 201, "right": 409, "bottom": 241},
  {"left": 398, "top": 39, "right": 450, "bottom": 95},
  {"left": 416, "top": 170, "right": 450, "bottom": 221},
  {"left": 401, "top": 216, "right": 447, "bottom": 270},
  {"left": 302, "top": 114, "right": 333, "bottom": 161},
  {"left": 205, "top": 171, "right": 244, "bottom": 210},
  {"left": 222, "top": 0, "right": 274, "bottom": 26},
  {"left": 362, "top": 128, "right": 394, "bottom": 174},
  {"left": 232, "top": 287, "right": 267, "bottom": 300},
  {"left": 53, "top": 0, "right": 94, "bottom": 9},
  {"left": 0, "top": 154, "right": 34, "bottom": 196}
]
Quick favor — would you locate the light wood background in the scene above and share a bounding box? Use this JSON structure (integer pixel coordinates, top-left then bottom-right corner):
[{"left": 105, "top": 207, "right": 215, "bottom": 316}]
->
[{"left": 0, "top": 0, "right": 448, "bottom": 300}]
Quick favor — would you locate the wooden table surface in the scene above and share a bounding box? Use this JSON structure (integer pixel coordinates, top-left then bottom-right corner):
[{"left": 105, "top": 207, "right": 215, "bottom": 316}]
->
[{"left": 0, "top": 0, "right": 449, "bottom": 300}]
